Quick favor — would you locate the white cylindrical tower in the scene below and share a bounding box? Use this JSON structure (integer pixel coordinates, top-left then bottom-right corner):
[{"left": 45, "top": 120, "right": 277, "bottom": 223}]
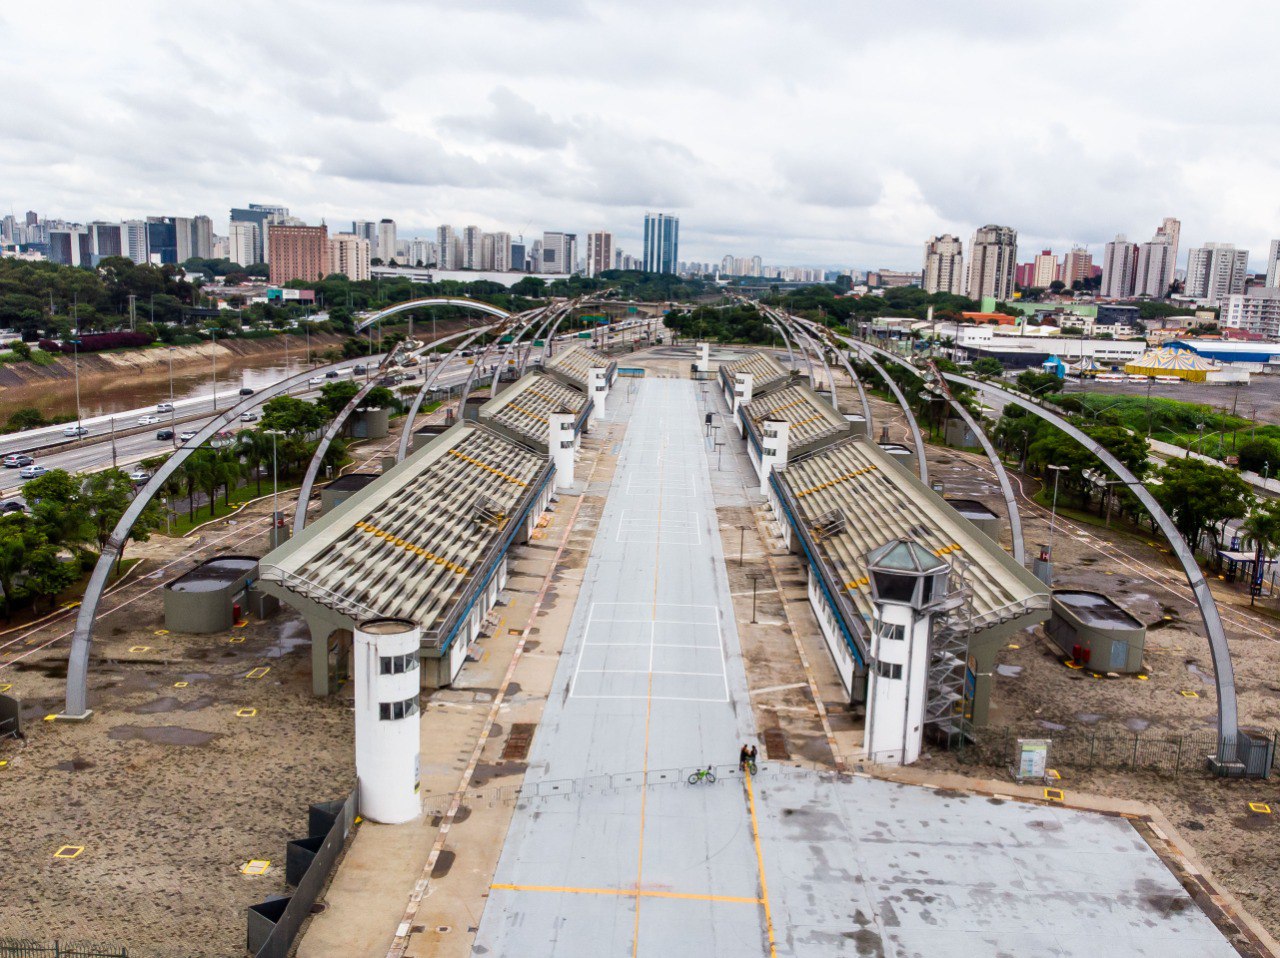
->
[
  {"left": 354, "top": 617, "right": 422, "bottom": 824},
  {"left": 549, "top": 412, "right": 576, "bottom": 489},
  {"left": 589, "top": 367, "right": 609, "bottom": 420},
  {"left": 759, "top": 419, "right": 791, "bottom": 494},
  {"left": 862, "top": 539, "right": 949, "bottom": 766}
]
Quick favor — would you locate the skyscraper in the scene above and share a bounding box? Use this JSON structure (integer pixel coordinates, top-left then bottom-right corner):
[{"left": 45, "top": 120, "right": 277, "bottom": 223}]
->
[
  {"left": 88, "top": 222, "right": 123, "bottom": 262},
  {"left": 1061, "top": 247, "right": 1093, "bottom": 289},
  {"left": 377, "top": 219, "right": 397, "bottom": 264},
  {"left": 121, "top": 220, "right": 148, "bottom": 264},
  {"left": 145, "top": 217, "right": 178, "bottom": 265},
  {"left": 230, "top": 204, "right": 288, "bottom": 264},
  {"left": 1135, "top": 234, "right": 1176, "bottom": 298},
  {"left": 47, "top": 227, "right": 92, "bottom": 267},
  {"left": 921, "top": 234, "right": 964, "bottom": 294},
  {"left": 541, "top": 232, "right": 577, "bottom": 274},
  {"left": 1101, "top": 235, "right": 1138, "bottom": 299},
  {"left": 268, "top": 224, "right": 330, "bottom": 285},
  {"left": 329, "top": 232, "right": 372, "bottom": 281},
  {"left": 174, "top": 216, "right": 195, "bottom": 263},
  {"left": 228, "top": 222, "right": 260, "bottom": 268},
  {"left": 192, "top": 215, "right": 214, "bottom": 259},
  {"left": 1265, "top": 240, "right": 1280, "bottom": 289},
  {"left": 436, "top": 226, "right": 457, "bottom": 269},
  {"left": 966, "top": 225, "right": 1017, "bottom": 301},
  {"left": 1185, "top": 243, "right": 1249, "bottom": 305},
  {"left": 643, "top": 213, "right": 679, "bottom": 274},
  {"left": 1158, "top": 217, "right": 1181, "bottom": 273},
  {"left": 463, "top": 226, "right": 483, "bottom": 269},
  {"left": 491, "top": 232, "right": 512, "bottom": 273},
  {"left": 587, "top": 231, "right": 614, "bottom": 278}
]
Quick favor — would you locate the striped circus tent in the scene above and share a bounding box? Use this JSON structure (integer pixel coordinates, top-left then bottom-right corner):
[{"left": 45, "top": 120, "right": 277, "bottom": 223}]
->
[{"left": 1123, "top": 347, "right": 1221, "bottom": 382}]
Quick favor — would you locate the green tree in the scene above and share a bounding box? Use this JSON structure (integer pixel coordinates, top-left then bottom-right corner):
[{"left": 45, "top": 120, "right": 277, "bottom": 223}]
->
[
  {"left": 5, "top": 407, "right": 45, "bottom": 432},
  {"left": 1236, "top": 438, "right": 1280, "bottom": 476},
  {"left": 260, "top": 395, "right": 326, "bottom": 436},
  {"left": 25, "top": 543, "right": 78, "bottom": 613},
  {"left": 0, "top": 517, "right": 42, "bottom": 619},
  {"left": 22, "top": 469, "right": 92, "bottom": 550},
  {"left": 1241, "top": 499, "right": 1280, "bottom": 603},
  {"left": 81, "top": 468, "right": 162, "bottom": 569},
  {"left": 318, "top": 380, "right": 362, "bottom": 418},
  {"left": 1015, "top": 370, "right": 1063, "bottom": 396},
  {"left": 1152, "top": 458, "right": 1250, "bottom": 553},
  {"left": 972, "top": 357, "right": 1004, "bottom": 378},
  {"left": 236, "top": 430, "right": 274, "bottom": 495}
]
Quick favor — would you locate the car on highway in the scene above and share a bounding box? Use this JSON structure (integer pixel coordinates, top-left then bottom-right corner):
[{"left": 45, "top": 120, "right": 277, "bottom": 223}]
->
[
  {"left": 138, "top": 414, "right": 160, "bottom": 425},
  {"left": 308, "top": 375, "right": 325, "bottom": 386},
  {"left": 325, "top": 370, "right": 340, "bottom": 378},
  {"left": 239, "top": 386, "right": 255, "bottom": 396},
  {"left": 240, "top": 412, "right": 259, "bottom": 423},
  {"left": 353, "top": 364, "right": 367, "bottom": 375},
  {"left": 156, "top": 402, "right": 174, "bottom": 413},
  {"left": 128, "top": 470, "right": 151, "bottom": 484},
  {"left": 1, "top": 500, "right": 25, "bottom": 514},
  {"left": 179, "top": 430, "right": 199, "bottom": 443},
  {"left": 62, "top": 425, "right": 89, "bottom": 437},
  {"left": 19, "top": 465, "right": 48, "bottom": 480},
  {"left": 156, "top": 429, "right": 174, "bottom": 441},
  {"left": 2, "top": 454, "right": 34, "bottom": 468}
]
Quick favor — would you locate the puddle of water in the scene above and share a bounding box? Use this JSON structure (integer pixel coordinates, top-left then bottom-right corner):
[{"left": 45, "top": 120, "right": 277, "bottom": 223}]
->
[
  {"left": 1075, "top": 713, "right": 1104, "bottom": 725},
  {"left": 1186, "top": 662, "right": 1215, "bottom": 685},
  {"left": 995, "top": 664, "right": 1023, "bottom": 677},
  {"left": 129, "top": 695, "right": 217, "bottom": 714},
  {"left": 107, "top": 725, "right": 219, "bottom": 746},
  {"left": 1036, "top": 720, "right": 1068, "bottom": 731},
  {"left": 263, "top": 617, "right": 312, "bottom": 659},
  {"left": 1123, "top": 717, "right": 1150, "bottom": 732}
]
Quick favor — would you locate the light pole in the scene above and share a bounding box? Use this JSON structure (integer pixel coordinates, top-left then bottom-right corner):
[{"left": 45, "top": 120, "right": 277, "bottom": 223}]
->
[
  {"left": 70, "top": 330, "right": 82, "bottom": 436},
  {"left": 265, "top": 429, "right": 284, "bottom": 545},
  {"left": 1045, "top": 464, "right": 1070, "bottom": 561},
  {"left": 210, "top": 328, "right": 218, "bottom": 412}
]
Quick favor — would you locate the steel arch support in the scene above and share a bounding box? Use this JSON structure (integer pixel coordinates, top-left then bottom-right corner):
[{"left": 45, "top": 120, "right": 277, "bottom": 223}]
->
[
  {"left": 353, "top": 297, "right": 510, "bottom": 334},
  {"left": 848, "top": 342, "right": 929, "bottom": 485},
  {"left": 944, "top": 372, "right": 1241, "bottom": 764},
  {"left": 61, "top": 357, "right": 385, "bottom": 718}
]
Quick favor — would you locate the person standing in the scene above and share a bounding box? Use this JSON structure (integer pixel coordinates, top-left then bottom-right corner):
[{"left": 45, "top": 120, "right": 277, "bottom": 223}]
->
[{"left": 739, "top": 744, "right": 750, "bottom": 771}]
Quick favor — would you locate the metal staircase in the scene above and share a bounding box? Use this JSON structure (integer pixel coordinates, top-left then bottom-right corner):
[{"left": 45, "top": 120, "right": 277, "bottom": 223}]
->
[{"left": 924, "top": 554, "right": 977, "bottom": 748}]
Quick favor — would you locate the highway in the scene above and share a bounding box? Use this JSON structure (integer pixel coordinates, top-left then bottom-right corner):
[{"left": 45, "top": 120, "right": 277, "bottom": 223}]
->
[{"left": 0, "top": 323, "right": 655, "bottom": 504}]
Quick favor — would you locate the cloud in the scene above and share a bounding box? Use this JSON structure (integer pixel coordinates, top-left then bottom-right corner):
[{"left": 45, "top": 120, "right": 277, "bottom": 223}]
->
[{"left": 441, "top": 87, "right": 570, "bottom": 149}]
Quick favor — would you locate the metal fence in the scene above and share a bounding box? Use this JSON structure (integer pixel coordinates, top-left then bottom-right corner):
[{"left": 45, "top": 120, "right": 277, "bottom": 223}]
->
[
  {"left": 0, "top": 943, "right": 131, "bottom": 958},
  {"left": 954, "top": 726, "right": 1280, "bottom": 777}
]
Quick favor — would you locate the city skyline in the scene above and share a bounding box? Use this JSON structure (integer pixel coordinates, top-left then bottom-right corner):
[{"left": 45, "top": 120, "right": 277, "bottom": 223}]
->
[{"left": 5, "top": 1, "right": 1280, "bottom": 272}]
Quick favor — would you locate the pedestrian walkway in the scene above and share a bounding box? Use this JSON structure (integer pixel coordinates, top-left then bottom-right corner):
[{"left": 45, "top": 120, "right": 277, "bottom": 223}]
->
[{"left": 474, "top": 377, "right": 769, "bottom": 956}]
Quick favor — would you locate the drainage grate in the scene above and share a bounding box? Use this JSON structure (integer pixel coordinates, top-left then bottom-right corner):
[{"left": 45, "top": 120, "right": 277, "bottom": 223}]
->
[
  {"left": 501, "top": 723, "right": 537, "bottom": 760},
  {"left": 762, "top": 727, "right": 790, "bottom": 760}
]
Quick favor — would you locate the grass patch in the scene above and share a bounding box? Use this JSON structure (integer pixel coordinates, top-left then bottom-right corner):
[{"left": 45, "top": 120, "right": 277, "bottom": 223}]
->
[
  {"left": 161, "top": 477, "right": 304, "bottom": 537},
  {"left": 0, "top": 557, "right": 141, "bottom": 630}
]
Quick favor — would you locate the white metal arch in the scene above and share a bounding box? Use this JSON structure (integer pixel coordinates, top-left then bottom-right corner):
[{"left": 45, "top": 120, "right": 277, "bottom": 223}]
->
[{"left": 353, "top": 297, "right": 510, "bottom": 334}]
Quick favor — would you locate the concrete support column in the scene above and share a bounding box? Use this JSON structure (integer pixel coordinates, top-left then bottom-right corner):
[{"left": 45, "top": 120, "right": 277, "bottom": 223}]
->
[
  {"left": 354, "top": 617, "right": 422, "bottom": 824},
  {"left": 759, "top": 418, "right": 790, "bottom": 494},
  {"left": 549, "top": 412, "right": 576, "bottom": 490},
  {"left": 696, "top": 342, "right": 710, "bottom": 372},
  {"left": 589, "top": 367, "right": 609, "bottom": 421}
]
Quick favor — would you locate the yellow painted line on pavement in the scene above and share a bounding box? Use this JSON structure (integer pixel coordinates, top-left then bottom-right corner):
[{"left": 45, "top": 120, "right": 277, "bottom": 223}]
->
[
  {"left": 744, "top": 768, "right": 778, "bottom": 958},
  {"left": 490, "top": 883, "right": 762, "bottom": 905}
]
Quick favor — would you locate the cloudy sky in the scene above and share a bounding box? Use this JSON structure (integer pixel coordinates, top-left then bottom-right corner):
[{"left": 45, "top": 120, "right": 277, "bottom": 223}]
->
[{"left": 6, "top": 0, "right": 1280, "bottom": 270}]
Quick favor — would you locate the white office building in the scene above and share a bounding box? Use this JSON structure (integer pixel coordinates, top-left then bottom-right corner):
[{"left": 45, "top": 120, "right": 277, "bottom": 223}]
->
[
  {"left": 966, "top": 225, "right": 1017, "bottom": 301},
  {"left": 463, "top": 225, "right": 483, "bottom": 269},
  {"left": 436, "top": 225, "right": 458, "bottom": 270},
  {"left": 490, "top": 232, "right": 511, "bottom": 272},
  {"left": 377, "top": 219, "right": 398, "bottom": 264},
  {"left": 1135, "top": 234, "right": 1176, "bottom": 298},
  {"left": 228, "top": 221, "right": 259, "bottom": 268},
  {"left": 329, "top": 232, "right": 372, "bottom": 281}
]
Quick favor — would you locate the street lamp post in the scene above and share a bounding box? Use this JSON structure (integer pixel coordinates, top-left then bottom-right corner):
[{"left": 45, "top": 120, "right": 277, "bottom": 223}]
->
[
  {"left": 210, "top": 328, "right": 218, "bottom": 412},
  {"left": 71, "top": 331, "right": 82, "bottom": 436},
  {"left": 1045, "top": 464, "right": 1070, "bottom": 561}
]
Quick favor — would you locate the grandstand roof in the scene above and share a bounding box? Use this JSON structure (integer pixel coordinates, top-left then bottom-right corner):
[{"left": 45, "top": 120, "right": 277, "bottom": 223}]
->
[
  {"left": 718, "top": 350, "right": 792, "bottom": 393},
  {"left": 741, "top": 381, "right": 849, "bottom": 453},
  {"left": 478, "top": 372, "right": 589, "bottom": 449},
  {"left": 775, "top": 436, "right": 1047, "bottom": 648},
  {"left": 260, "top": 420, "right": 552, "bottom": 645},
  {"left": 544, "top": 342, "right": 616, "bottom": 388}
]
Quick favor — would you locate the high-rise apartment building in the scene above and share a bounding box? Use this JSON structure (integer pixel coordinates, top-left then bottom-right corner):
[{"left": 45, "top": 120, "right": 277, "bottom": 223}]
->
[
  {"left": 479, "top": 233, "right": 496, "bottom": 271},
  {"left": 228, "top": 222, "right": 260, "bottom": 268},
  {"left": 966, "top": 225, "right": 1017, "bottom": 301},
  {"left": 1185, "top": 243, "right": 1249, "bottom": 305},
  {"left": 1158, "top": 217, "right": 1181, "bottom": 273},
  {"left": 462, "top": 226, "right": 483, "bottom": 269},
  {"left": 1061, "top": 247, "right": 1092, "bottom": 288},
  {"left": 1032, "top": 249, "right": 1057, "bottom": 289},
  {"left": 268, "top": 224, "right": 329, "bottom": 285},
  {"left": 1265, "top": 240, "right": 1280, "bottom": 289},
  {"left": 1222, "top": 288, "right": 1280, "bottom": 337},
  {"left": 406, "top": 239, "right": 436, "bottom": 267},
  {"left": 510, "top": 241, "right": 526, "bottom": 272},
  {"left": 48, "top": 227, "right": 92, "bottom": 267},
  {"left": 643, "top": 212, "right": 679, "bottom": 274},
  {"left": 921, "top": 234, "right": 964, "bottom": 294},
  {"left": 173, "top": 216, "right": 196, "bottom": 263},
  {"left": 1101, "top": 235, "right": 1138, "bottom": 299},
  {"left": 1135, "top": 234, "right": 1176, "bottom": 298},
  {"left": 145, "top": 217, "right": 178, "bottom": 265},
  {"left": 329, "top": 232, "right": 371, "bottom": 281},
  {"left": 436, "top": 226, "right": 457, "bottom": 270},
  {"left": 490, "top": 232, "right": 512, "bottom": 273},
  {"left": 230, "top": 204, "right": 288, "bottom": 264},
  {"left": 352, "top": 221, "right": 378, "bottom": 245},
  {"left": 586, "top": 231, "right": 614, "bottom": 278},
  {"left": 377, "top": 219, "right": 397, "bottom": 264}
]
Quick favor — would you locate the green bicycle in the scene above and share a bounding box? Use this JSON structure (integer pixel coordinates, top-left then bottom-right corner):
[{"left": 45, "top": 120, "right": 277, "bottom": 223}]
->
[{"left": 687, "top": 765, "right": 716, "bottom": 785}]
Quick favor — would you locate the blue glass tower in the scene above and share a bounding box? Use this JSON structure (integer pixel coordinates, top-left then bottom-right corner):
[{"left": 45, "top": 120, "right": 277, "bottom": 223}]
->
[{"left": 642, "top": 212, "right": 679, "bottom": 274}]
